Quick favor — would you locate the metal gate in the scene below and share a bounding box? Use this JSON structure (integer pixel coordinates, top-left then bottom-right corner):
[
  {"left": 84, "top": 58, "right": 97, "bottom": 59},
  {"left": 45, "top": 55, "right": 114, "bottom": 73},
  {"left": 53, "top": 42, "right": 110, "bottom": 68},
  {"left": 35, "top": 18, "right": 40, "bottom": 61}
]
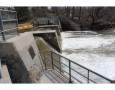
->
[{"left": 0, "top": 9, "right": 19, "bottom": 41}]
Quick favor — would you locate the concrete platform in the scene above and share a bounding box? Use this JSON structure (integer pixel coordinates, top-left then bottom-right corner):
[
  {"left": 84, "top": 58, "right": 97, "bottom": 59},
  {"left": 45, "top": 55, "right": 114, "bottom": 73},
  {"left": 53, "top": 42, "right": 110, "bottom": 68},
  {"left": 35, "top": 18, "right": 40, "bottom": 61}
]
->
[
  {"left": 39, "top": 25, "right": 59, "bottom": 28},
  {"left": 1, "top": 64, "right": 12, "bottom": 83},
  {"left": 40, "top": 70, "right": 68, "bottom": 83},
  {"left": 39, "top": 74, "right": 53, "bottom": 83},
  {"left": 33, "top": 30, "right": 56, "bottom": 34}
]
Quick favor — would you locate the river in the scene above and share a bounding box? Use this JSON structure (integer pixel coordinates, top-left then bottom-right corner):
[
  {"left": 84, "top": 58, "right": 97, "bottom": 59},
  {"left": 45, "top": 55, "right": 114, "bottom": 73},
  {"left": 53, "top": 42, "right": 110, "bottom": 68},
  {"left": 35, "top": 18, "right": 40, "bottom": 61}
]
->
[{"left": 61, "top": 31, "right": 115, "bottom": 83}]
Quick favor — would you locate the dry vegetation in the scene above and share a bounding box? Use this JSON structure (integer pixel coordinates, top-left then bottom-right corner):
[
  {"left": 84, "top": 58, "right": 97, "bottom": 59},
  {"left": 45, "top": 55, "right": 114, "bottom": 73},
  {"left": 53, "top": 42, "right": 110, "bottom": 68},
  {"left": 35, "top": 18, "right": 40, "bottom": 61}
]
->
[{"left": 14, "top": 7, "right": 115, "bottom": 31}]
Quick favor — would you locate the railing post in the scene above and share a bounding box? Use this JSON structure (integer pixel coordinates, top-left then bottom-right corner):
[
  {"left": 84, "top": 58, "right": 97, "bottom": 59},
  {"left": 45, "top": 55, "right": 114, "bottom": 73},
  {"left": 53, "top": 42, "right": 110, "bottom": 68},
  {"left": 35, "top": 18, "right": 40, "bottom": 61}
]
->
[
  {"left": 87, "top": 70, "right": 89, "bottom": 83},
  {"left": 51, "top": 51, "right": 54, "bottom": 69},
  {"left": 16, "top": 12, "right": 20, "bottom": 36},
  {"left": 43, "top": 52, "right": 46, "bottom": 69},
  {"left": 1, "top": 32, "right": 5, "bottom": 41},
  {"left": 59, "top": 56, "right": 61, "bottom": 74},
  {"left": 0, "top": 58, "right": 3, "bottom": 83},
  {"left": 69, "top": 60, "right": 72, "bottom": 83}
]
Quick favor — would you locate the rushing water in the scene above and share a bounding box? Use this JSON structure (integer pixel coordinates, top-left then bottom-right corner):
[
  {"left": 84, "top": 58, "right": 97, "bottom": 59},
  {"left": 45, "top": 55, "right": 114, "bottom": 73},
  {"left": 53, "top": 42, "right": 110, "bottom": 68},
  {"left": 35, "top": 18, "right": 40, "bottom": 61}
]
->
[{"left": 60, "top": 31, "right": 115, "bottom": 83}]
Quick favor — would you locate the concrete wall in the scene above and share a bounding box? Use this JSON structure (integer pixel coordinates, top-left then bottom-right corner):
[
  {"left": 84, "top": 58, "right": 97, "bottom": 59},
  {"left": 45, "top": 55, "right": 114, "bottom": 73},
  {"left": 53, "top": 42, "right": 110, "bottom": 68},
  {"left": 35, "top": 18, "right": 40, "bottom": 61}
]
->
[
  {"left": 35, "top": 37, "right": 52, "bottom": 69},
  {"left": 35, "top": 37, "right": 51, "bottom": 52},
  {"left": 33, "top": 30, "right": 62, "bottom": 52},
  {"left": 60, "top": 16, "right": 81, "bottom": 31},
  {"left": 37, "top": 16, "right": 59, "bottom": 25},
  {"left": 35, "top": 37, "right": 61, "bottom": 70},
  {"left": 0, "top": 32, "right": 42, "bottom": 83}
]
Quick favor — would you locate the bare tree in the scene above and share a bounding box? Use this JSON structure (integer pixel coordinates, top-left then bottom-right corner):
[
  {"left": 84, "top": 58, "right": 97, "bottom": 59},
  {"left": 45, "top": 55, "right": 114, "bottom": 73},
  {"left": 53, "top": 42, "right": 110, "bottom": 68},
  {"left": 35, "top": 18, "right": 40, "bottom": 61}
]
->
[
  {"left": 88, "top": 7, "right": 107, "bottom": 24},
  {"left": 71, "top": 7, "right": 75, "bottom": 20},
  {"left": 15, "top": 7, "right": 30, "bottom": 22},
  {"left": 31, "top": 7, "right": 48, "bottom": 17}
]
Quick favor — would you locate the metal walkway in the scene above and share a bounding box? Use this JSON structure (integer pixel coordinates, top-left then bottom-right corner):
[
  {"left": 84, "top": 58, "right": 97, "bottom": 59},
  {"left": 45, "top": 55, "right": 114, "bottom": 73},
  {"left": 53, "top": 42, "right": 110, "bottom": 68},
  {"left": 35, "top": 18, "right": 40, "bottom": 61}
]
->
[{"left": 43, "top": 69, "right": 68, "bottom": 83}]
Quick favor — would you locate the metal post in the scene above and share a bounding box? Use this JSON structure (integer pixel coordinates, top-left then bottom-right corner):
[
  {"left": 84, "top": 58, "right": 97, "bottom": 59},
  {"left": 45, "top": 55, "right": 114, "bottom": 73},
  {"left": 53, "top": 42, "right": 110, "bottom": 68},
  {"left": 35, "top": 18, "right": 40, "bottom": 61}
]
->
[
  {"left": 16, "top": 28, "right": 19, "bottom": 36},
  {"left": 16, "top": 11, "right": 19, "bottom": 36},
  {"left": 59, "top": 55, "right": 61, "bottom": 74},
  {"left": 1, "top": 32, "right": 5, "bottom": 41},
  {"left": 0, "top": 59, "right": 3, "bottom": 83},
  {"left": 51, "top": 51, "right": 54, "bottom": 69},
  {"left": 87, "top": 70, "right": 89, "bottom": 83},
  {"left": 44, "top": 52, "right": 46, "bottom": 69},
  {"left": 69, "top": 60, "right": 72, "bottom": 83}
]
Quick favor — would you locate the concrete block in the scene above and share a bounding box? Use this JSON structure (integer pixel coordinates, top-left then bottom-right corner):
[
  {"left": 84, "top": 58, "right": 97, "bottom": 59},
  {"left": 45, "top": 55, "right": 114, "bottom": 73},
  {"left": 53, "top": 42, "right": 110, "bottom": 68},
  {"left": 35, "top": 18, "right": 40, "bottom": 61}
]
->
[{"left": 0, "top": 32, "right": 43, "bottom": 83}]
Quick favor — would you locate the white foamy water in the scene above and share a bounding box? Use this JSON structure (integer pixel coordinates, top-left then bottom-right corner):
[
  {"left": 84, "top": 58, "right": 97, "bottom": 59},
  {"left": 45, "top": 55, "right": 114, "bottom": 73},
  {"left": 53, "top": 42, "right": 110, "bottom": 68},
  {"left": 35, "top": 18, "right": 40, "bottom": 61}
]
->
[
  {"left": 61, "top": 31, "right": 115, "bottom": 50},
  {"left": 61, "top": 31, "right": 115, "bottom": 82}
]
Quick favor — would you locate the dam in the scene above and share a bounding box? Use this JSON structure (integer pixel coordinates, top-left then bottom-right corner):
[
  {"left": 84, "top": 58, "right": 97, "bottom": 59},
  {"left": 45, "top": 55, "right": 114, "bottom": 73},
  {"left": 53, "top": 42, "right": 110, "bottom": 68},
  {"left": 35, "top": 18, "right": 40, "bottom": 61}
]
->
[{"left": 0, "top": 9, "right": 115, "bottom": 84}]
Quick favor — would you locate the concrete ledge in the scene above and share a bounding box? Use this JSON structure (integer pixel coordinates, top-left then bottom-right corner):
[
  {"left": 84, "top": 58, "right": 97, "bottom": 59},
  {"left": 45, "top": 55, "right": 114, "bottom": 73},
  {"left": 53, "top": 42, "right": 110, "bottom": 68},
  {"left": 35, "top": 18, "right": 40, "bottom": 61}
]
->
[{"left": 1, "top": 64, "right": 12, "bottom": 83}]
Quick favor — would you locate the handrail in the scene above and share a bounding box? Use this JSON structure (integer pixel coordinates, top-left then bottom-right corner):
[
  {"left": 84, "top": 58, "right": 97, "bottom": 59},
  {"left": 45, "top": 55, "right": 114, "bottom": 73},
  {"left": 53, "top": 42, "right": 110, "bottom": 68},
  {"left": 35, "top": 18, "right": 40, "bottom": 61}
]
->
[
  {"left": 51, "top": 51, "right": 113, "bottom": 83},
  {"left": 41, "top": 51, "right": 114, "bottom": 83},
  {"left": 0, "top": 9, "right": 16, "bottom": 12},
  {"left": 0, "top": 27, "right": 18, "bottom": 32},
  {"left": 0, "top": 58, "right": 3, "bottom": 83}
]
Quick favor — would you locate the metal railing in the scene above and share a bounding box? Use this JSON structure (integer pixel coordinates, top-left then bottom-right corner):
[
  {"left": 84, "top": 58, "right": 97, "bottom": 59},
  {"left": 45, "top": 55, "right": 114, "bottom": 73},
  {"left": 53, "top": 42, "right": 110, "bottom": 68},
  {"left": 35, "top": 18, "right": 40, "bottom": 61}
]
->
[
  {"left": 0, "top": 58, "right": 3, "bottom": 83},
  {"left": 0, "top": 9, "right": 19, "bottom": 41},
  {"left": 40, "top": 51, "right": 114, "bottom": 84}
]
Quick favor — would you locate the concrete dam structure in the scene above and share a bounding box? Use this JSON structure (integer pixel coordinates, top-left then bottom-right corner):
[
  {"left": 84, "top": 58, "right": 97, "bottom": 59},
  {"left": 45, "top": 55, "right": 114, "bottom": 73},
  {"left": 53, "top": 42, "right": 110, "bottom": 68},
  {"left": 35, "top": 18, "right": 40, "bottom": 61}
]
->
[
  {"left": 33, "top": 30, "right": 62, "bottom": 52},
  {"left": 0, "top": 30, "right": 64, "bottom": 83},
  {"left": 0, "top": 32, "right": 42, "bottom": 83},
  {"left": 0, "top": 9, "right": 115, "bottom": 84},
  {"left": 0, "top": 9, "right": 64, "bottom": 83}
]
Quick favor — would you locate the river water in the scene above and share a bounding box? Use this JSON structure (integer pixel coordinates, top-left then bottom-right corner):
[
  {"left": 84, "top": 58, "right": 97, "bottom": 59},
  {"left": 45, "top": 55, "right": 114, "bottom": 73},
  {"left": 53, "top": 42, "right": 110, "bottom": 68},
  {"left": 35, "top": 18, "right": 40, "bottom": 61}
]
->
[{"left": 61, "top": 31, "right": 115, "bottom": 83}]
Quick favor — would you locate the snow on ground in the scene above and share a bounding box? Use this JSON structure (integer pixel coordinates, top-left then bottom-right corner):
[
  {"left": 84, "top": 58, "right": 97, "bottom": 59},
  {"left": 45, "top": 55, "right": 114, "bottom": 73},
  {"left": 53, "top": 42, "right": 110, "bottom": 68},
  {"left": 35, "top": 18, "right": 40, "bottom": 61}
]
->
[{"left": 61, "top": 31, "right": 115, "bottom": 81}]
